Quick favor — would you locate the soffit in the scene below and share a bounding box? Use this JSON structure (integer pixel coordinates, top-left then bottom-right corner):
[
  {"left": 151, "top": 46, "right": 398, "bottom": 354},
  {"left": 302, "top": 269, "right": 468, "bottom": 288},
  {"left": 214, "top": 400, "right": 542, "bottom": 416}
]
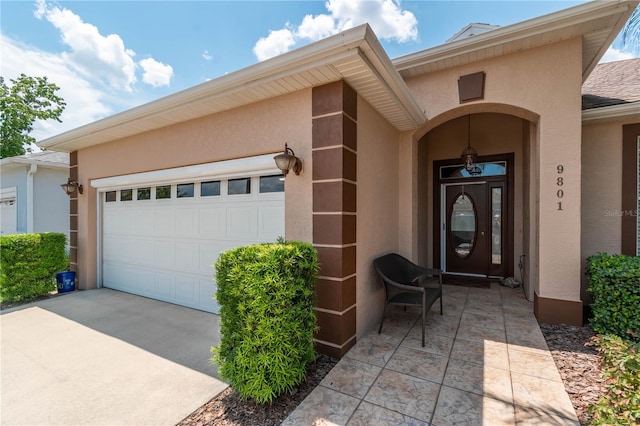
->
[
  {"left": 39, "top": 25, "right": 425, "bottom": 153},
  {"left": 393, "top": 1, "right": 637, "bottom": 83}
]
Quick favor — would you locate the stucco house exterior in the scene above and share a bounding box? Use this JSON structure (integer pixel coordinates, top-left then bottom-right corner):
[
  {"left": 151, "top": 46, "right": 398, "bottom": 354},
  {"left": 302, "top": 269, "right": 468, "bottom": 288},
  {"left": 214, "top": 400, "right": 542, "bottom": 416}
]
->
[
  {"left": 40, "top": 1, "right": 639, "bottom": 358},
  {"left": 0, "top": 151, "right": 70, "bottom": 240}
]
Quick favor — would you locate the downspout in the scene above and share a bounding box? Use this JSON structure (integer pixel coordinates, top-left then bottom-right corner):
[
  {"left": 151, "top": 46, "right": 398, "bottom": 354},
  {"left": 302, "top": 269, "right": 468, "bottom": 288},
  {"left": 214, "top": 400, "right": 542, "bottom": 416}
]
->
[{"left": 27, "top": 164, "right": 37, "bottom": 233}]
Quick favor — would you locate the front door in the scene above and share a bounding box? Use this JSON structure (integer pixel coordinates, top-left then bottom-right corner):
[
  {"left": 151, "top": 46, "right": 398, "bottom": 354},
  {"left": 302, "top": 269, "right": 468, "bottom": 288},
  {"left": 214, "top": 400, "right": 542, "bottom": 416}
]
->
[
  {"left": 445, "top": 182, "right": 488, "bottom": 275},
  {"left": 437, "top": 156, "right": 511, "bottom": 277}
]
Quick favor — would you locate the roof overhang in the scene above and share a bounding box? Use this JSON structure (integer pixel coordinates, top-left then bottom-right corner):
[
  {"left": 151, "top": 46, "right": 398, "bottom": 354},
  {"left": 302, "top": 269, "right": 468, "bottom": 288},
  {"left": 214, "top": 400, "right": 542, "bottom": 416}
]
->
[
  {"left": 0, "top": 155, "right": 69, "bottom": 170},
  {"left": 582, "top": 102, "right": 640, "bottom": 123},
  {"left": 393, "top": 0, "right": 638, "bottom": 83},
  {"left": 39, "top": 24, "right": 426, "bottom": 153}
]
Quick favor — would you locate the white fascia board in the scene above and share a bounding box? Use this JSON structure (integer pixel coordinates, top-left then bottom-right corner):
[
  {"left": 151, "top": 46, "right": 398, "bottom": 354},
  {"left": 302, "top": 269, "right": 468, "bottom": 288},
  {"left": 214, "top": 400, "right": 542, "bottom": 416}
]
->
[
  {"left": 40, "top": 24, "right": 426, "bottom": 151},
  {"left": 39, "top": 26, "right": 371, "bottom": 153},
  {"left": 360, "top": 27, "right": 426, "bottom": 127},
  {"left": 392, "top": 0, "right": 634, "bottom": 72},
  {"left": 0, "top": 157, "right": 68, "bottom": 170},
  {"left": 91, "top": 154, "right": 281, "bottom": 191},
  {"left": 582, "top": 102, "right": 640, "bottom": 123}
]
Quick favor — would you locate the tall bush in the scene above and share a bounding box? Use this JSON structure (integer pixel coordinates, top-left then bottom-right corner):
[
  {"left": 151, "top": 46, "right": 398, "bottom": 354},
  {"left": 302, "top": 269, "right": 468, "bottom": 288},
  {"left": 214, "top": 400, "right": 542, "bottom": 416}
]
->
[
  {"left": 587, "top": 253, "right": 640, "bottom": 340},
  {"left": 211, "top": 241, "right": 319, "bottom": 404},
  {"left": 0, "top": 233, "right": 68, "bottom": 302}
]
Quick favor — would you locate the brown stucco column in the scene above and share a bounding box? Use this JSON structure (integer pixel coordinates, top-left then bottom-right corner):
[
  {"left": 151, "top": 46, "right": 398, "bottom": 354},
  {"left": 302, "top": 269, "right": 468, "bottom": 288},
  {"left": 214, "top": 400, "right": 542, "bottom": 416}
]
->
[
  {"left": 312, "top": 81, "right": 357, "bottom": 358},
  {"left": 69, "top": 151, "right": 79, "bottom": 275}
]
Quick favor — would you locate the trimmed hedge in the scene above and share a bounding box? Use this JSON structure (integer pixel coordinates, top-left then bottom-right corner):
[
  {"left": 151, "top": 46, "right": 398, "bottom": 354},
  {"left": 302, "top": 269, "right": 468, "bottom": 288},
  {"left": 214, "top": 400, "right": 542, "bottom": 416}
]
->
[
  {"left": 211, "top": 241, "right": 319, "bottom": 404},
  {"left": 0, "top": 233, "right": 68, "bottom": 303},
  {"left": 587, "top": 253, "right": 640, "bottom": 341}
]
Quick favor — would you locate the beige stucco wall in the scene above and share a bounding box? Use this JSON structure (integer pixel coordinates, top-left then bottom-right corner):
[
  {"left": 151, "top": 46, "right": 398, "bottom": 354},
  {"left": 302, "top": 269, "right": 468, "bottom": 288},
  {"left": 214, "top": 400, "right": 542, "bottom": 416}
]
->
[
  {"left": 399, "top": 37, "right": 583, "bottom": 303},
  {"left": 356, "top": 96, "right": 401, "bottom": 336},
  {"left": 75, "top": 90, "right": 312, "bottom": 289},
  {"left": 580, "top": 119, "right": 633, "bottom": 300}
]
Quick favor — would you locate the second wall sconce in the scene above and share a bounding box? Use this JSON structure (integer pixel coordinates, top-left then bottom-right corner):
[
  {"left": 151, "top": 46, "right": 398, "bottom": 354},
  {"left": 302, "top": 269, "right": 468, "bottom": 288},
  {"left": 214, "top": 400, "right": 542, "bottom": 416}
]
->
[
  {"left": 274, "top": 143, "right": 302, "bottom": 176},
  {"left": 60, "top": 178, "right": 83, "bottom": 196}
]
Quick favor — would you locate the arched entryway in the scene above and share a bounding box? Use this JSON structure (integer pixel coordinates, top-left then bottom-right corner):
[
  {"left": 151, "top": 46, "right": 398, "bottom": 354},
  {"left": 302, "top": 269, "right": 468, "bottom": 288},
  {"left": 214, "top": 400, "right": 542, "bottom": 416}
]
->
[{"left": 415, "top": 108, "right": 537, "bottom": 292}]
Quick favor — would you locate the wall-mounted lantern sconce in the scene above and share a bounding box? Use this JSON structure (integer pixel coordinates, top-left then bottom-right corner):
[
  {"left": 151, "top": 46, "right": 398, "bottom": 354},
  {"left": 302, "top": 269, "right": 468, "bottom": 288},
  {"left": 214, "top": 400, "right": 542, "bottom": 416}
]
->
[
  {"left": 460, "top": 114, "right": 481, "bottom": 176},
  {"left": 61, "top": 178, "right": 83, "bottom": 196},
  {"left": 274, "top": 143, "right": 302, "bottom": 176}
]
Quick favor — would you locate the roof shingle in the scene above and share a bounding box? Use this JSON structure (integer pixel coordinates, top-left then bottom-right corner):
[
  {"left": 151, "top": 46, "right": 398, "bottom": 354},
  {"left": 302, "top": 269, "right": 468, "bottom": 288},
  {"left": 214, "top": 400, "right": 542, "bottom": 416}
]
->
[{"left": 582, "top": 58, "right": 640, "bottom": 110}]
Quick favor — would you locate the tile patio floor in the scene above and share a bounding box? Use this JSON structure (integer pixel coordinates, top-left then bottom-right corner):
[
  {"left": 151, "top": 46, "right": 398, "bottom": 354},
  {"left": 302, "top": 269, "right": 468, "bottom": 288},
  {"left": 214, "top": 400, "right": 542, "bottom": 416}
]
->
[{"left": 284, "top": 283, "right": 579, "bottom": 425}]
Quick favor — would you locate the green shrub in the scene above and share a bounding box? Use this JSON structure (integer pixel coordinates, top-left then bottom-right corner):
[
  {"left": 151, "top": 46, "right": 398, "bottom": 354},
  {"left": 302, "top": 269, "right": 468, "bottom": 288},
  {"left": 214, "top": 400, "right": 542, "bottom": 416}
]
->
[
  {"left": 587, "top": 253, "right": 640, "bottom": 340},
  {"left": 211, "top": 241, "right": 319, "bottom": 404},
  {"left": 0, "top": 233, "right": 68, "bottom": 303},
  {"left": 588, "top": 333, "right": 640, "bottom": 425}
]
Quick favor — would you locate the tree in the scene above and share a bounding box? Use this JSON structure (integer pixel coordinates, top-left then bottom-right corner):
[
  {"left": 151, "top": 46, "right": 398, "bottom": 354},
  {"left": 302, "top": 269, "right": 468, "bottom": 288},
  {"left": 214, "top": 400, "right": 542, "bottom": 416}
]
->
[
  {"left": 622, "top": 5, "right": 639, "bottom": 55},
  {"left": 0, "top": 74, "right": 66, "bottom": 158}
]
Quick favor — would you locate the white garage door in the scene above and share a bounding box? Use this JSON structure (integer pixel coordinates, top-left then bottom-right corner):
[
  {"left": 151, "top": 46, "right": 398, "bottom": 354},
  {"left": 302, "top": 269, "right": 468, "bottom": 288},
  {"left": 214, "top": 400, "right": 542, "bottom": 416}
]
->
[{"left": 96, "top": 157, "right": 284, "bottom": 313}]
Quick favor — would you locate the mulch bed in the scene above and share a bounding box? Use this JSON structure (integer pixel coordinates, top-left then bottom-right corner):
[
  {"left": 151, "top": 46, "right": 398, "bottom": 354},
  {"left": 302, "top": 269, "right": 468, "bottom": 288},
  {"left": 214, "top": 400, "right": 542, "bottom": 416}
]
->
[
  {"left": 540, "top": 323, "right": 606, "bottom": 425},
  {"left": 176, "top": 353, "right": 338, "bottom": 426}
]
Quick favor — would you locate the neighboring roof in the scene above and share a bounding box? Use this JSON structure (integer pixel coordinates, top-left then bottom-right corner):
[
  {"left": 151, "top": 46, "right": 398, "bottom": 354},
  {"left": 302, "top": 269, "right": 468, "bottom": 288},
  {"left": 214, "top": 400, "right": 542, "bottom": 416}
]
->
[
  {"left": 0, "top": 151, "right": 69, "bottom": 170},
  {"left": 582, "top": 58, "right": 640, "bottom": 109},
  {"left": 393, "top": 0, "right": 637, "bottom": 83},
  {"left": 39, "top": 24, "right": 426, "bottom": 153},
  {"left": 446, "top": 23, "right": 501, "bottom": 43},
  {"left": 39, "top": 0, "right": 637, "bottom": 153}
]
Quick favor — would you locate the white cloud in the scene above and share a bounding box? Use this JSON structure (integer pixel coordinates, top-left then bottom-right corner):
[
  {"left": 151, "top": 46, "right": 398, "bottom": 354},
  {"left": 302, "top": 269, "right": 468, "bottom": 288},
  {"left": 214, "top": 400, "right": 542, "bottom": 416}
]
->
[
  {"left": 253, "top": 0, "right": 418, "bottom": 61},
  {"left": 1, "top": 34, "right": 111, "bottom": 142},
  {"left": 33, "top": 0, "right": 173, "bottom": 91},
  {"left": 140, "top": 58, "right": 173, "bottom": 87},
  {"left": 600, "top": 46, "right": 636, "bottom": 63},
  {"left": 0, "top": 0, "right": 176, "bottom": 142},
  {"left": 202, "top": 50, "right": 213, "bottom": 61},
  {"left": 253, "top": 28, "right": 296, "bottom": 62},
  {"left": 297, "top": 14, "right": 337, "bottom": 40},
  {"left": 325, "top": 0, "right": 417, "bottom": 42},
  {"left": 35, "top": 0, "right": 138, "bottom": 91}
]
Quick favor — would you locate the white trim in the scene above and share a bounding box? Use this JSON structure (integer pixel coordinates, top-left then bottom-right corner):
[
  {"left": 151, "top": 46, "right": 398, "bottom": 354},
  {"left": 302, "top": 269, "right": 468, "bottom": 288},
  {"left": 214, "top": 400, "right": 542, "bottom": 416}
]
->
[
  {"left": 582, "top": 102, "right": 640, "bottom": 123},
  {"left": 91, "top": 154, "right": 281, "bottom": 191},
  {"left": 0, "top": 187, "right": 17, "bottom": 201}
]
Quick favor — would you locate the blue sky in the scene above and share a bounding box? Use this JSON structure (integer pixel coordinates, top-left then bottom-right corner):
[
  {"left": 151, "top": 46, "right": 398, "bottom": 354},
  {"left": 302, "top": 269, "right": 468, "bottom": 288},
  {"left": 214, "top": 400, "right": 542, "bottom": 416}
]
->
[{"left": 1, "top": 0, "right": 637, "bottom": 143}]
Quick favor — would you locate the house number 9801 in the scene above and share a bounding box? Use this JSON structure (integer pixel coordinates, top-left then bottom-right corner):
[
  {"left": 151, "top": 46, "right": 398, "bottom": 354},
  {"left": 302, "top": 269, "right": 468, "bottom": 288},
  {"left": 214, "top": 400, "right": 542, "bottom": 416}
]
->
[{"left": 556, "top": 165, "right": 564, "bottom": 211}]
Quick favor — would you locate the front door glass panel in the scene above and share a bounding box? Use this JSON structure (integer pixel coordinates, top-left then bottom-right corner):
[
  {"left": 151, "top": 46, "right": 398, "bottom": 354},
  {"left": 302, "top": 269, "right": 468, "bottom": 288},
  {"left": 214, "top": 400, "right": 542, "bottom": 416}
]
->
[
  {"left": 450, "top": 194, "right": 476, "bottom": 258},
  {"left": 492, "top": 187, "right": 502, "bottom": 265}
]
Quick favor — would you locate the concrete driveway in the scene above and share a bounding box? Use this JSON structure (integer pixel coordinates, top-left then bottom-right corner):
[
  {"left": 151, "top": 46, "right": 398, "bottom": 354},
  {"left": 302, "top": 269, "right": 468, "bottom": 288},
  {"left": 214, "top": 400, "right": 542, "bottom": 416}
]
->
[{"left": 0, "top": 289, "right": 227, "bottom": 425}]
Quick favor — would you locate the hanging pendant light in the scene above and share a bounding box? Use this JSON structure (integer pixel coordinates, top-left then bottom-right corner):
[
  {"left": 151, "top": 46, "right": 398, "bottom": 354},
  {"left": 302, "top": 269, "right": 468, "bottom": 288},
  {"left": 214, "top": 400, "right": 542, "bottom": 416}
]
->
[{"left": 460, "top": 114, "right": 481, "bottom": 175}]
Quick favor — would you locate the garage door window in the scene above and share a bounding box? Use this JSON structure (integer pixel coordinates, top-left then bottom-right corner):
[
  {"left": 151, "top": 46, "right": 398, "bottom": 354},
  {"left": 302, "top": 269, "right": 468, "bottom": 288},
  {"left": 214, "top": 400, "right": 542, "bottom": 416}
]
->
[
  {"left": 228, "top": 178, "right": 251, "bottom": 195},
  {"left": 156, "top": 185, "right": 171, "bottom": 199},
  {"left": 177, "top": 183, "right": 194, "bottom": 198},
  {"left": 121, "top": 189, "right": 133, "bottom": 201},
  {"left": 105, "top": 191, "right": 116, "bottom": 202},
  {"left": 260, "top": 175, "right": 285, "bottom": 193},
  {"left": 201, "top": 181, "right": 221, "bottom": 196},
  {"left": 137, "top": 188, "right": 151, "bottom": 200}
]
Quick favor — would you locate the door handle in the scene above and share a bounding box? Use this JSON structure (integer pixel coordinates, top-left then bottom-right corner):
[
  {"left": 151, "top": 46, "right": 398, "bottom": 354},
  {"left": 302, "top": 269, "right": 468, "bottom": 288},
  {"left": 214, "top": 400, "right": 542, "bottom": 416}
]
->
[{"left": 480, "top": 231, "right": 485, "bottom": 236}]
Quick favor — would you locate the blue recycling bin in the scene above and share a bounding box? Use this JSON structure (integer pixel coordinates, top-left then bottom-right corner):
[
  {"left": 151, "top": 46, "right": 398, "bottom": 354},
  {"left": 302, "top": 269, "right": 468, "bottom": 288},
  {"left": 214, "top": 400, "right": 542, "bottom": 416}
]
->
[{"left": 56, "top": 271, "right": 76, "bottom": 293}]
